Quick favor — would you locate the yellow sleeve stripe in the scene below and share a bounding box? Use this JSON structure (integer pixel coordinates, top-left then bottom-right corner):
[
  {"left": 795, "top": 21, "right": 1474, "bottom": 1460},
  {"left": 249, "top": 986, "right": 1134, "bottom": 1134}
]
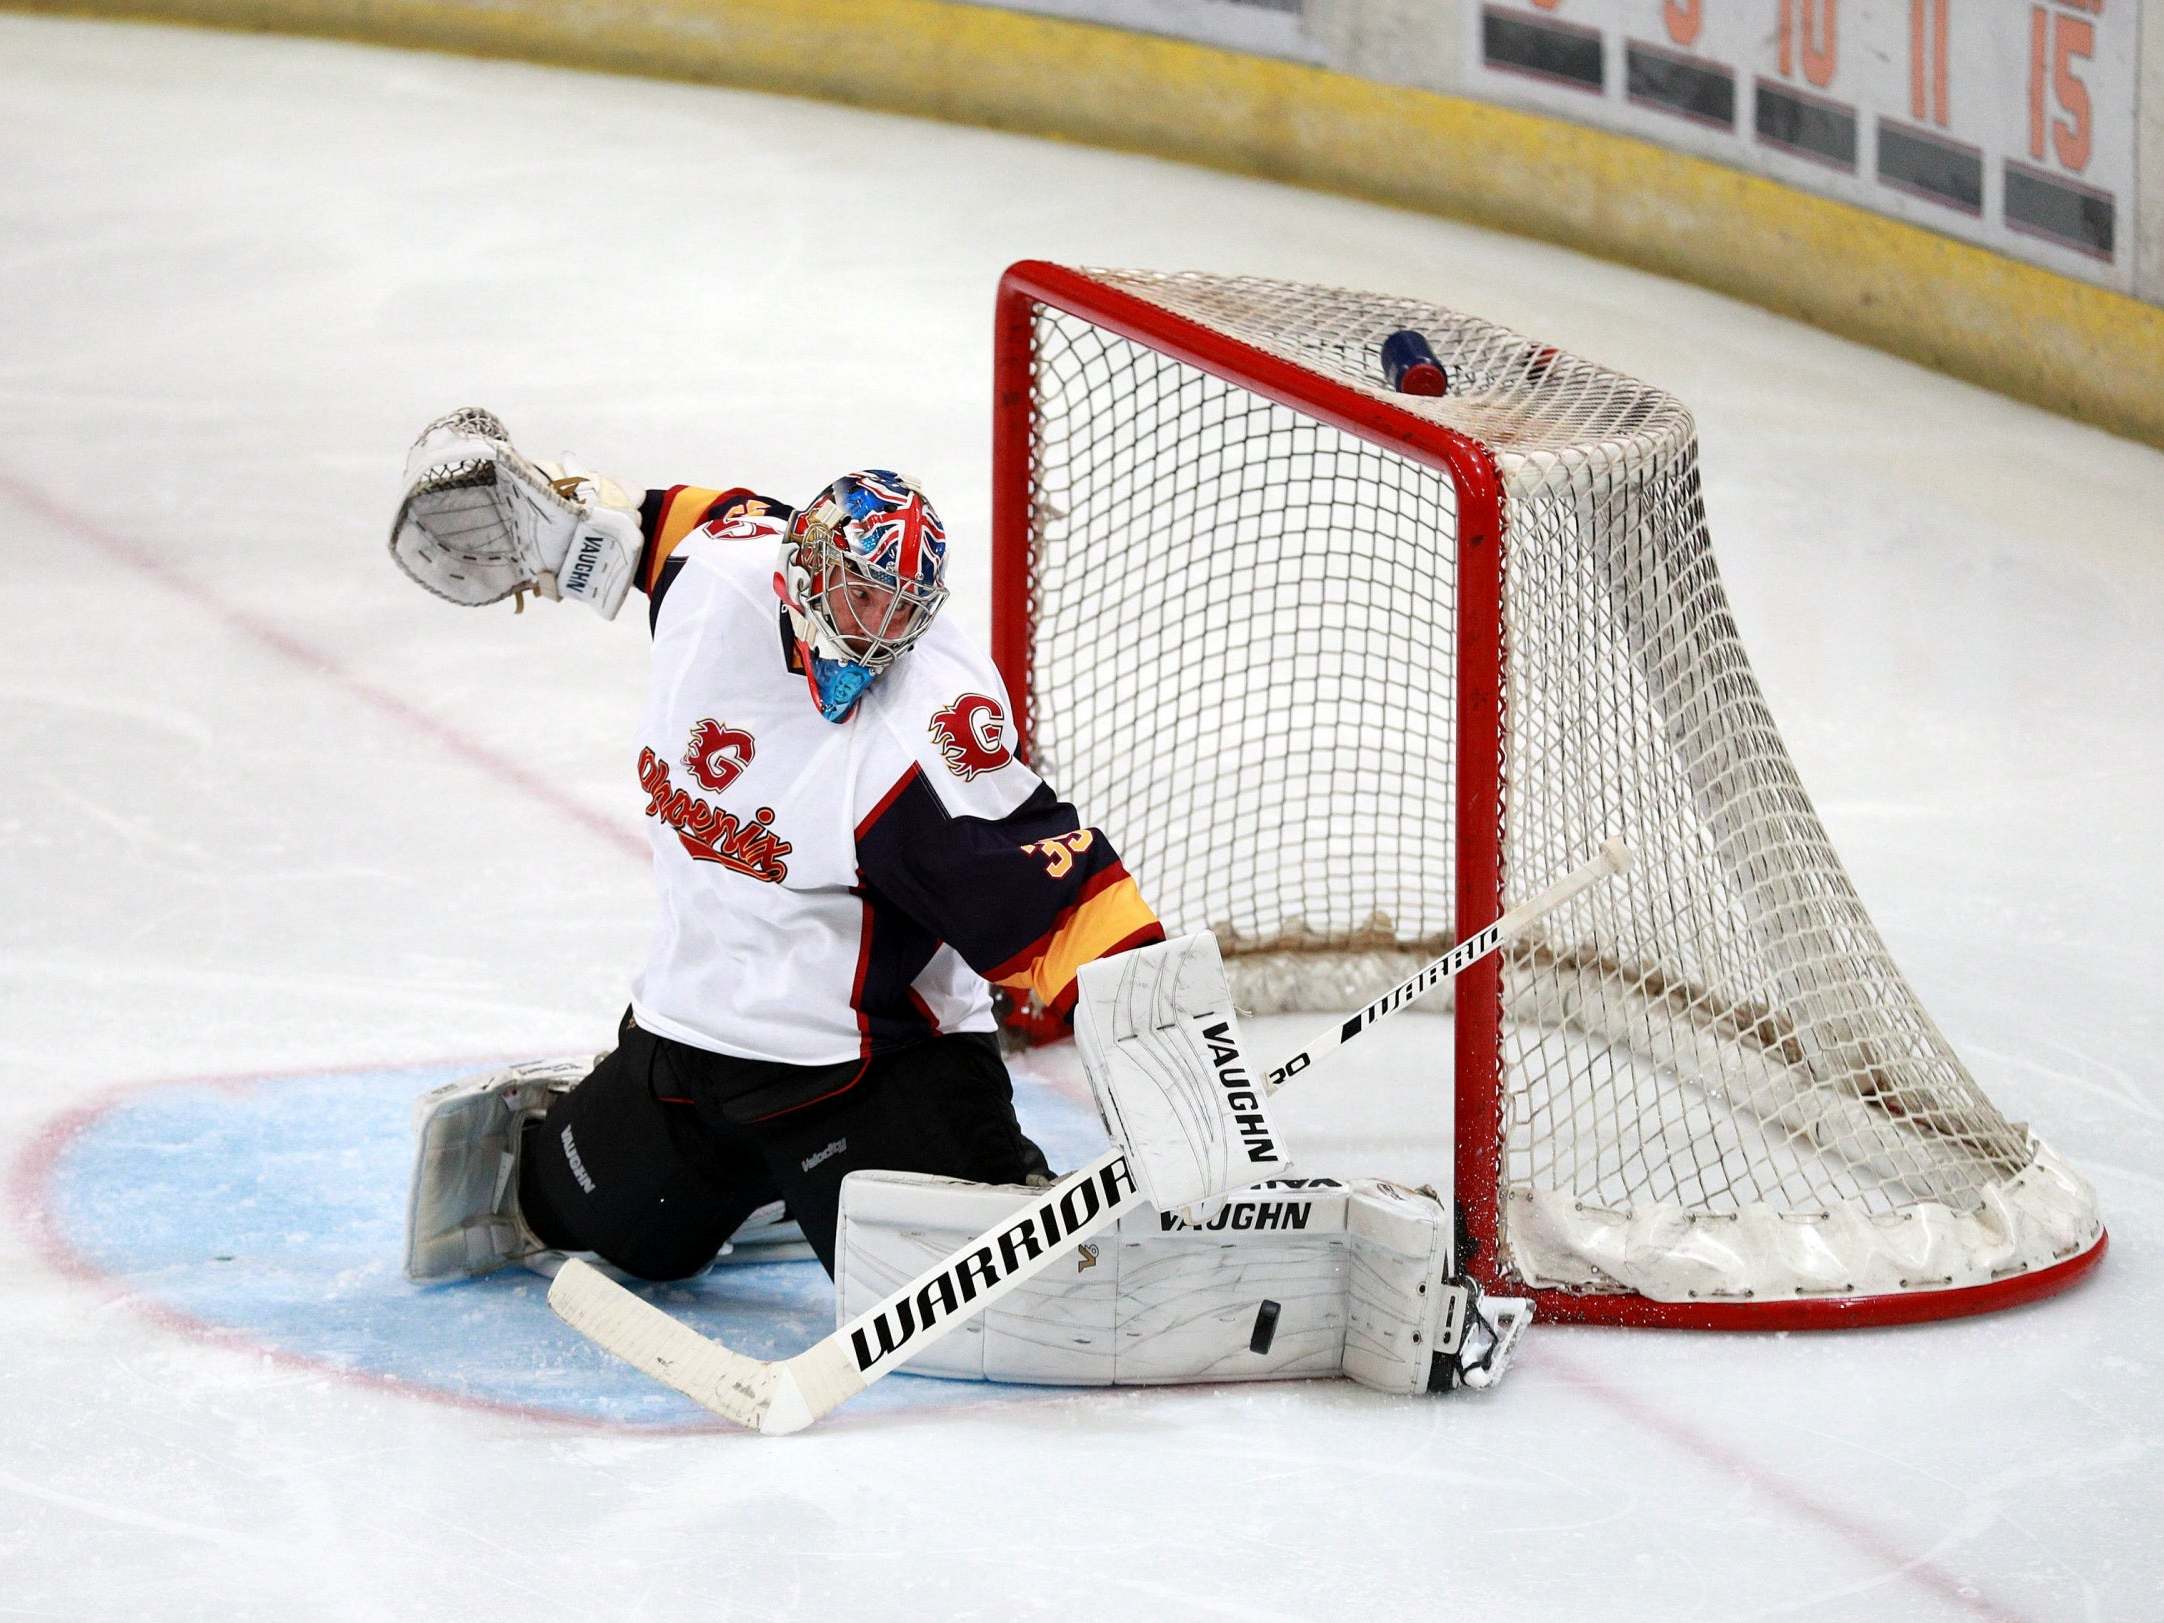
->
[
  {"left": 643, "top": 485, "right": 729, "bottom": 591},
  {"left": 995, "top": 876, "right": 1163, "bottom": 1013}
]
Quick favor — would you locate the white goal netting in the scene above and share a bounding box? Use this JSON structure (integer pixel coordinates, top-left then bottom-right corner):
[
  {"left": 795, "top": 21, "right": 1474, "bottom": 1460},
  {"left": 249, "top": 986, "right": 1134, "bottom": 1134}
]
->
[{"left": 1005, "top": 267, "right": 2101, "bottom": 1319}]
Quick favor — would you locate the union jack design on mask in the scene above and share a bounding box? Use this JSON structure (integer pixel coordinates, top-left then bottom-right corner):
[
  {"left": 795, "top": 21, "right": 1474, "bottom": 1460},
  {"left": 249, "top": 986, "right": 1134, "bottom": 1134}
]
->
[{"left": 843, "top": 470, "right": 945, "bottom": 589}]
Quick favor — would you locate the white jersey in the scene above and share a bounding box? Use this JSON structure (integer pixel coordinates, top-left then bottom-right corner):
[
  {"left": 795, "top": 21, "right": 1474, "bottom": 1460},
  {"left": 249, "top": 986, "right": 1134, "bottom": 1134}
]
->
[{"left": 623, "top": 495, "right": 1158, "bottom": 1089}]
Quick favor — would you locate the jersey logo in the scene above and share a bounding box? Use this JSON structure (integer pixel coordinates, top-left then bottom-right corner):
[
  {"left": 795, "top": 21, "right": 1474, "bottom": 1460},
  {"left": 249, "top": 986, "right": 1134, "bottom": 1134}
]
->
[
  {"left": 639, "top": 748, "right": 791, "bottom": 884},
  {"left": 685, "top": 719, "right": 756, "bottom": 794},
  {"left": 706, "top": 515, "right": 784, "bottom": 543},
  {"left": 929, "top": 694, "right": 1011, "bottom": 780}
]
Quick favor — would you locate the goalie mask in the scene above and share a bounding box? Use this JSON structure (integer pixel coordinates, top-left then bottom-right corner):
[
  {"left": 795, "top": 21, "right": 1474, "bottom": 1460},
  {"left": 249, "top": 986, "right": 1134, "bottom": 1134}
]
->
[{"left": 776, "top": 470, "right": 949, "bottom": 722}]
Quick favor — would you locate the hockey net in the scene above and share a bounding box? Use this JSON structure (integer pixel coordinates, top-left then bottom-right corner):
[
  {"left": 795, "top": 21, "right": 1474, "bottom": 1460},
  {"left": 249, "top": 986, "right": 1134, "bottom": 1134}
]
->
[{"left": 991, "top": 261, "right": 2104, "bottom": 1327}]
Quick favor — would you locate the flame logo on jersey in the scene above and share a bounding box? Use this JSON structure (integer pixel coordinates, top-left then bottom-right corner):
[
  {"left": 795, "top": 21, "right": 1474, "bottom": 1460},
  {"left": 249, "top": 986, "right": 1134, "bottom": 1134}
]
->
[
  {"left": 685, "top": 719, "right": 756, "bottom": 795},
  {"left": 929, "top": 694, "right": 1011, "bottom": 780}
]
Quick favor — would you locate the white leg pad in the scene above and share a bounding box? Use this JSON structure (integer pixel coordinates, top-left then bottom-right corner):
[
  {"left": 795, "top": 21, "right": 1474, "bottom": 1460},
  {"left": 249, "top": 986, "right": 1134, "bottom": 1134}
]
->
[
  {"left": 834, "top": 1170, "right": 1476, "bottom": 1394},
  {"left": 403, "top": 1056, "right": 592, "bottom": 1283},
  {"left": 1342, "top": 1179, "right": 1457, "bottom": 1395}
]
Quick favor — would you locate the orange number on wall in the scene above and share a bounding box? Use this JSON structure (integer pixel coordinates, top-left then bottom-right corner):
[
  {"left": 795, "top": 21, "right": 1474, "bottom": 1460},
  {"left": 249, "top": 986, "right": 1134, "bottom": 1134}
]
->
[
  {"left": 1909, "top": 0, "right": 1948, "bottom": 126},
  {"left": 2030, "top": 6, "right": 2095, "bottom": 172},
  {"left": 1779, "top": 0, "right": 1838, "bottom": 89},
  {"left": 1663, "top": 0, "right": 1702, "bottom": 48}
]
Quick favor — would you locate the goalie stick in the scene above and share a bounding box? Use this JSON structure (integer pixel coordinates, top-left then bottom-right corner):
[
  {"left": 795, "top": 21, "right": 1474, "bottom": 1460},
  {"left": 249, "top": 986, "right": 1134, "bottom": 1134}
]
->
[
  {"left": 1263, "top": 836, "right": 1632, "bottom": 1089},
  {"left": 548, "top": 837, "right": 1631, "bottom": 1434}
]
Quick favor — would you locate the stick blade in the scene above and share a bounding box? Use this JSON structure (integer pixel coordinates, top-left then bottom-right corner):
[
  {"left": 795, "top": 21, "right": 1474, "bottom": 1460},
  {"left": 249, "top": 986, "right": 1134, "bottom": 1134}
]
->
[{"left": 547, "top": 1257, "right": 778, "bottom": 1432}]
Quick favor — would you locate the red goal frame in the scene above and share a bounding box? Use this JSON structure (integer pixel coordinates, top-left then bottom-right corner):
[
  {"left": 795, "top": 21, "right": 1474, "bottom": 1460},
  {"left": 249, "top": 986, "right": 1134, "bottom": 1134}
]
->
[{"left": 987, "top": 259, "right": 2106, "bottom": 1329}]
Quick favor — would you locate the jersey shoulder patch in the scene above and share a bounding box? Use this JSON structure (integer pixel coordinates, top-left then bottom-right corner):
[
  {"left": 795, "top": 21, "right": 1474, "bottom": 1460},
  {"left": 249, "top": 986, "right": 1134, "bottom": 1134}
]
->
[
  {"left": 697, "top": 510, "right": 791, "bottom": 546},
  {"left": 873, "top": 624, "right": 1038, "bottom": 819},
  {"left": 927, "top": 692, "right": 1013, "bottom": 781}
]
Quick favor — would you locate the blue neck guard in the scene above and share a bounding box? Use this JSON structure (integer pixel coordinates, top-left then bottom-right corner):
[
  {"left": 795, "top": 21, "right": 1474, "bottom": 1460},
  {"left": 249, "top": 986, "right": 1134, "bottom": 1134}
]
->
[{"left": 811, "top": 654, "right": 878, "bottom": 723}]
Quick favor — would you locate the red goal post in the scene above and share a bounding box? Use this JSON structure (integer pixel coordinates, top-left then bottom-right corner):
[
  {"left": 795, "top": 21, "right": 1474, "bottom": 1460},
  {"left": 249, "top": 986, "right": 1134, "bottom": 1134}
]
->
[
  {"left": 989, "top": 259, "right": 2106, "bottom": 1329},
  {"left": 994, "top": 259, "right": 1517, "bottom": 1321}
]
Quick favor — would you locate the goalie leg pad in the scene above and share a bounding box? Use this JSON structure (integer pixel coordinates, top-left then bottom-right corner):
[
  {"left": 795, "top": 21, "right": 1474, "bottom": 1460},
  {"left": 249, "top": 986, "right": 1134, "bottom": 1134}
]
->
[
  {"left": 402, "top": 1057, "right": 593, "bottom": 1283},
  {"left": 834, "top": 1171, "right": 1519, "bottom": 1393},
  {"left": 1429, "top": 1279, "right": 1534, "bottom": 1391}
]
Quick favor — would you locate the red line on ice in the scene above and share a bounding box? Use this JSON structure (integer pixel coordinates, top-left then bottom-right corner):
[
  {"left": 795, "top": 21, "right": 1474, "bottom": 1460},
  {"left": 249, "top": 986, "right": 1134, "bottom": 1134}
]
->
[
  {"left": 1545, "top": 1344, "right": 2038, "bottom": 1623},
  {"left": 0, "top": 471, "right": 646, "bottom": 863}
]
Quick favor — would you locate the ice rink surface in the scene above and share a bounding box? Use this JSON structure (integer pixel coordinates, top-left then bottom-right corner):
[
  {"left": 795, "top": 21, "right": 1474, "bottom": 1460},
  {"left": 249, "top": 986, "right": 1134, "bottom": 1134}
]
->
[{"left": 4, "top": 13, "right": 2162, "bottom": 1621}]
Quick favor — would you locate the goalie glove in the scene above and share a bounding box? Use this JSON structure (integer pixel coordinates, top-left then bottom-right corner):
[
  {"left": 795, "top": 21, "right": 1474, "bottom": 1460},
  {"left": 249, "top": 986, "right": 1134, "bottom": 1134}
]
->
[
  {"left": 1074, "top": 931, "right": 1292, "bottom": 1213},
  {"left": 388, "top": 407, "right": 638, "bottom": 619}
]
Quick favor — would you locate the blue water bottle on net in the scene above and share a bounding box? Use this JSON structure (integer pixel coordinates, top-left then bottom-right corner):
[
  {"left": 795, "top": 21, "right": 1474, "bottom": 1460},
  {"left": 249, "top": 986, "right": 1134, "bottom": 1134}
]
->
[{"left": 1381, "top": 329, "right": 1448, "bottom": 396}]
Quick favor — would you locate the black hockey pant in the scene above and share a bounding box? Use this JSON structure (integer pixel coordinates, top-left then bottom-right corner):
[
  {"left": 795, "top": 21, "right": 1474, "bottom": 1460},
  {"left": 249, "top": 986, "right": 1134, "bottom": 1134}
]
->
[{"left": 518, "top": 1018, "right": 1050, "bottom": 1280}]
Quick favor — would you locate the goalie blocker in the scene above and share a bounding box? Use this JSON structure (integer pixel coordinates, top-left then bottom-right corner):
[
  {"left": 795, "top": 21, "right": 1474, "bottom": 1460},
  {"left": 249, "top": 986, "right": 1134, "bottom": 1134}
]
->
[
  {"left": 1074, "top": 930, "right": 1290, "bottom": 1213},
  {"left": 836, "top": 1170, "right": 1529, "bottom": 1393}
]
